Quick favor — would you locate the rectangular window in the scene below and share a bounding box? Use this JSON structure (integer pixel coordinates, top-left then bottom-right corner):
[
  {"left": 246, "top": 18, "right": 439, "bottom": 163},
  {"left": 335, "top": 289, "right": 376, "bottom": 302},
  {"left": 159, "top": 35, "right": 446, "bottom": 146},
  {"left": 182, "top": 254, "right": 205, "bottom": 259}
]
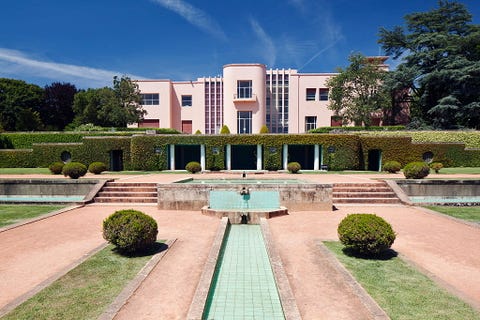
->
[
  {"left": 237, "top": 111, "right": 252, "bottom": 134},
  {"left": 306, "top": 88, "right": 316, "bottom": 101},
  {"left": 237, "top": 80, "right": 252, "bottom": 99},
  {"left": 140, "top": 93, "right": 159, "bottom": 105},
  {"left": 319, "top": 88, "right": 329, "bottom": 101},
  {"left": 181, "top": 95, "right": 192, "bottom": 107},
  {"left": 305, "top": 116, "right": 317, "bottom": 131}
]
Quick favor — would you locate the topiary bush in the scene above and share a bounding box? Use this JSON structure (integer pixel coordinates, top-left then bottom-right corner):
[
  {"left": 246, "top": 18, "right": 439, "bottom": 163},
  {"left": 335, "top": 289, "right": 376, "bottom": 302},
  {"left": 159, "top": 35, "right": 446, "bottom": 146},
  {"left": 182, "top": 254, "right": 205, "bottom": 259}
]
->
[
  {"left": 185, "top": 161, "right": 202, "bottom": 173},
  {"left": 287, "top": 162, "right": 301, "bottom": 173},
  {"left": 103, "top": 209, "right": 158, "bottom": 254},
  {"left": 48, "top": 161, "right": 65, "bottom": 175},
  {"left": 430, "top": 162, "right": 443, "bottom": 174},
  {"left": 382, "top": 160, "right": 402, "bottom": 173},
  {"left": 338, "top": 213, "right": 396, "bottom": 256},
  {"left": 88, "top": 161, "right": 107, "bottom": 174},
  {"left": 403, "top": 161, "right": 430, "bottom": 179},
  {"left": 220, "top": 125, "right": 230, "bottom": 134},
  {"left": 62, "top": 162, "right": 87, "bottom": 179}
]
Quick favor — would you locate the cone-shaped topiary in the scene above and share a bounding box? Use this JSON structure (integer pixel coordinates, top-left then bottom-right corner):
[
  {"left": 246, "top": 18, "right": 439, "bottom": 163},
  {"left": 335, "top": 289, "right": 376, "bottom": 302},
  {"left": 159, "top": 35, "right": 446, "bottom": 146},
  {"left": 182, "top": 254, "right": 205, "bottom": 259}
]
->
[
  {"left": 220, "top": 125, "right": 230, "bottom": 134},
  {"left": 62, "top": 162, "right": 87, "bottom": 179},
  {"left": 259, "top": 124, "right": 269, "bottom": 133},
  {"left": 338, "top": 213, "right": 396, "bottom": 256},
  {"left": 103, "top": 209, "right": 158, "bottom": 254}
]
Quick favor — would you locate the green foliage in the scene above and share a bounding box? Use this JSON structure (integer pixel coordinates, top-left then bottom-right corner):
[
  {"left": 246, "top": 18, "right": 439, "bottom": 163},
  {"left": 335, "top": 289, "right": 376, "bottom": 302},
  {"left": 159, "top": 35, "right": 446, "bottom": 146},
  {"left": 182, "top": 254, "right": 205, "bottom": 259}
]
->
[
  {"left": 102, "top": 210, "right": 158, "bottom": 254},
  {"left": 338, "top": 213, "right": 396, "bottom": 256},
  {"left": 259, "top": 125, "right": 269, "bottom": 133},
  {"left": 310, "top": 125, "right": 405, "bottom": 133},
  {"left": 69, "top": 123, "right": 105, "bottom": 132},
  {"left": 48, "top": 162, "right": 65, "bottom": 174},
  {"left": 73, "top": 76, "right": 145, "bottom": 128},
  {"left": 185, "top": 161, "right": 202, "bottom": 173},
  {"left": 62, "top": 162, "right": 87, "bottom": 179},
  {"left": 41, "top": 82, "right": 77, "bottom": 131},
  {"left": 403, "top": 161, "right": 430, "bottom": 179},
  {"left": 379, "top": 1, "right": 480, "bottom": 129},
  {"left": 194, "top": 129, "right": 202, "bottom": 134},
  {"left": 0, "top": 135, "right": 13, "bottom": 149},
  {"left": 220, "top": 125, "right": 230, "bottom": 134},
  {"left": 383, "top": 160, "right": 402, "bottom": 173},
  {"left": 88, "top": 161, "right": 107, "bottom": 174},
  {"left": 0, "top": 150, "right": 36, "bottom": 168},
  {"left": 429, "top": 162, "right": 443, "bottom": 173},
  {"left": 326, "top": 53, "right": 391, "bottom": 127},
  {"left": 287, "top": 162, "right": 301, "bottom": 173},
  {"left": 0, "top": 78, "right": 45, "bottom": 131}
]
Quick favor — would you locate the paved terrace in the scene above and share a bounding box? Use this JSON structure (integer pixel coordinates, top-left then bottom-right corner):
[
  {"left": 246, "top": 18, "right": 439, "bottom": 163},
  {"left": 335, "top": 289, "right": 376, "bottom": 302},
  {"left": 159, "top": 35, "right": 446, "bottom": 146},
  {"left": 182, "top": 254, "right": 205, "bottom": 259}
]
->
[{"left": 0, "top": 172, "right": 479, "bottom": 319}]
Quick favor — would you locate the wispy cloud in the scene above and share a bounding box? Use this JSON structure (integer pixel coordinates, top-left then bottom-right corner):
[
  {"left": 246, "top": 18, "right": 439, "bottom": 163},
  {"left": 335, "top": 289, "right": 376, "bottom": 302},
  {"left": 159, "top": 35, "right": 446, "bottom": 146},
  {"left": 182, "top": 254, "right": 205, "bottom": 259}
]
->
[
  {"left": 150, "top": 0, "right": 227, "bottom": 41},
  {"left": 0, "top": 48, "right": 143, "bottom": 87},
  {"left": 287, "top": 0, "right": 307, "bottom": 14},
  {"left": 249, "top": 17, "right": 276, "bottom": 67}
]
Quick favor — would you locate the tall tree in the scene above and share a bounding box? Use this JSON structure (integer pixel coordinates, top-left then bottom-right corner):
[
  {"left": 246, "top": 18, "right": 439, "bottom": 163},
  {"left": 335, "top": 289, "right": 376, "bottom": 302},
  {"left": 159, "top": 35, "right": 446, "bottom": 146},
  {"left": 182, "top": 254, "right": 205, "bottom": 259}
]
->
[
  {"left": 0, "top": 78, "right": 44, "bottom": 131},
  {"left": 326, "top": 53, "right": 391, "bottom": 127},
  {"left": 41, "top": 82, "right": 77, "bottom": 130},
  {"left": 379, "top": 0, "right": 480, "bottom": 129},
  {"left": 72, "top": 76, "right": 145, "bottom": 128}
]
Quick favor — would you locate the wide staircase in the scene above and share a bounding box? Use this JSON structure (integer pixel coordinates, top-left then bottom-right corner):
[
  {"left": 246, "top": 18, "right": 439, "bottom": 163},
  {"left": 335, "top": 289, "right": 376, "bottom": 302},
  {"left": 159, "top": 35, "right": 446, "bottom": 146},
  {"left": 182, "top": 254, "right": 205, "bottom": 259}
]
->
[
  {"left": 332, "top": 181, "right": 401, "bottom": 205},
  {"left": 94, "top": 182, "right": 157, "bottom": 204}
]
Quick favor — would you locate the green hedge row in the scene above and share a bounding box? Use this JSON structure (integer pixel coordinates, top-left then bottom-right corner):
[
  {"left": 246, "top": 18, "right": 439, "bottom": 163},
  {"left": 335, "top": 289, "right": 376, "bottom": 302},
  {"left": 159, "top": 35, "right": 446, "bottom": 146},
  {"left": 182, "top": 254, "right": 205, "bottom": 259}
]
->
[
  {"left": 309, "top": 125, "right": 405, "bottom": 133},
  {"left": 364, "top": 131, "right": 480, "bottom": 149},
  {"left": 0, "top": 133, "right": 478, "bottom": 170}
]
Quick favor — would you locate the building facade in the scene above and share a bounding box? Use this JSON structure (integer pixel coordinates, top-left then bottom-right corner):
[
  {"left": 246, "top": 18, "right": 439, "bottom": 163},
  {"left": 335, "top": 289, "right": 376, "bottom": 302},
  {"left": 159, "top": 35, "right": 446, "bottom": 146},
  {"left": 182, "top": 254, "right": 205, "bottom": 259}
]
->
[{"left": 135, "top": 63, "right": 342, "bottom": 134}]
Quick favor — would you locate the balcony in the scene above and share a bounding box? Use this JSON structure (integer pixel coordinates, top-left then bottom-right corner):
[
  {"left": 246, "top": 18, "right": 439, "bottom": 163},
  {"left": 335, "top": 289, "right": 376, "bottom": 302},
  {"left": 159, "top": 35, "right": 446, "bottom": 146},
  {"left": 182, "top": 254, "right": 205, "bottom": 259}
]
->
[{"left": 233, "top": 93, "right": 257, "bottom": 102}]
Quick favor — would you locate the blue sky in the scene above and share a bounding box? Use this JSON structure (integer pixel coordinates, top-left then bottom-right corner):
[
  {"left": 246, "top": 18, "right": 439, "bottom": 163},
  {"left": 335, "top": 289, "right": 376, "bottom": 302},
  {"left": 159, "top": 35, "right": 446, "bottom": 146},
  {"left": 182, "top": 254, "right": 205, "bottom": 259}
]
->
[{"left": 1, "top": 0, "right": 479, "bottom": 88}]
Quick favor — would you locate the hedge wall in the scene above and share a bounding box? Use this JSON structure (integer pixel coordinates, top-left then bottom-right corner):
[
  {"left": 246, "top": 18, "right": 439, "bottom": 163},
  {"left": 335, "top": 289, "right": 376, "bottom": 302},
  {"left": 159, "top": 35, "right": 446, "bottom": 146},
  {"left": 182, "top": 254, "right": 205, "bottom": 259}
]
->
[
  {"left": 364, "top": 131, "right": 480, "bottom": 149},
  {"left": 0, "top": 149, "right": 36, "bottom": 168},
  {"left": 0, "top": 132, "right": 478, "bottom": 170}
]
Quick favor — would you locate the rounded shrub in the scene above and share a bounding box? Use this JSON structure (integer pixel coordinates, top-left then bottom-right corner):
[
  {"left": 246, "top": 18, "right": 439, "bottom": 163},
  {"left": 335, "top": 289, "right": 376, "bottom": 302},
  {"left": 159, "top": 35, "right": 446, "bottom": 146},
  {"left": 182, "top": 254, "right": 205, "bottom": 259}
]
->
[
  {"left": 382, "top": 160, "right": 401, "bottom": 173},
  {"left": 48, "top": 161, "right": 65, "bottom": 175},
  {"left": 88, "top": 161, "right": 107, "bottom": 174},
  {"left": 430, "top": 162, "right": 443, "bottom": 174},
  {"left": 103, "top": 209, "right": 158, "bottom": 254},
  {"left": 62, "top": 162, "right": 87, "bottom": 179},
  {"left": 338, "top": 213, "right": 396, "bottom": 256},
  {"left": 403, "top": 161, "right": 430, "bottom": 179},
  {"left": 185, "top": 161, "right": 202, "bottom": 173},
  {"left": 287, "top": 162, "right": 301, "bottom": 173}
]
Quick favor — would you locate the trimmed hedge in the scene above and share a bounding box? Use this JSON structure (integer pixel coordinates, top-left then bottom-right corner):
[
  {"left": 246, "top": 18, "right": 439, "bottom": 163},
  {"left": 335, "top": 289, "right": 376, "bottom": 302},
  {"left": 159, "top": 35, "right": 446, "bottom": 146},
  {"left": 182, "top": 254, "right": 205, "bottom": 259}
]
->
[
  {"left": 310, "top": 125, "right": 405, "bottom": 133},
  {"left": 338, "top": 213, "right": 396, "bottom": 256}
]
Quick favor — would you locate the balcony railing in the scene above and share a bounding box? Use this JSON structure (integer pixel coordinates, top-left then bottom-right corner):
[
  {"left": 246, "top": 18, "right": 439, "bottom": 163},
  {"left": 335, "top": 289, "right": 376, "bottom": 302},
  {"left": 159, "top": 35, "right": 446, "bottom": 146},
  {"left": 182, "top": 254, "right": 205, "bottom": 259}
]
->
[{"left": 233, "top": 93, "right": 257, "bottom": 102}]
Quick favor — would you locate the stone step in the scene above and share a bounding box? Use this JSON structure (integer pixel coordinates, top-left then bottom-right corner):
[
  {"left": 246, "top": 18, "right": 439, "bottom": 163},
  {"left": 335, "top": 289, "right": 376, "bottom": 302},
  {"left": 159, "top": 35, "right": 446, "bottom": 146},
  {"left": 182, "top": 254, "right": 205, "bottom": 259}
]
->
[
  {"left": 97, "top": 191, "right": 157, "bottom": 198},
  {"left": 105, "top": 182, "right": 157, "bottom": 187},
  {"left": 332, "top": 187, "right": 391, "bottom": 193},
  {"left": 102, "top": 187, "right": 157, "bottom": 192},
  {"left": 333, "top": 197, "right": 401, "bottom": 204},
  {"left": 94, "top": 197, "right": 157, "bottom": 203},
  {"left": 332, "top": 192, "right": 397, "bottom": 198},
  {"left": 333, "top": 183, "right": 387, "bottom": 188}
]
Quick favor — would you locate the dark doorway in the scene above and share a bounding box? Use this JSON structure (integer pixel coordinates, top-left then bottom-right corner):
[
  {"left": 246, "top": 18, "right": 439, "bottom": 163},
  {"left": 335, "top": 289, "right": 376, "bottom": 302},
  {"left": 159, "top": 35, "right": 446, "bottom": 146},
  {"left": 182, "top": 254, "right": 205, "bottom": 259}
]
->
[
  {"left": 368, "top": 149, "right": 382, "bottom": 171},
  {"left": 288, "top": 145, "right": 315, "bottom": 170},
  {"left": 109, "top": 150, "right": 123, "bottom": 171},
  {"left": 174, "top": 145, "right": 201, "bottom": 170},
  {"left": 231, "top": 145, "right": 256, "bottom": 170}
]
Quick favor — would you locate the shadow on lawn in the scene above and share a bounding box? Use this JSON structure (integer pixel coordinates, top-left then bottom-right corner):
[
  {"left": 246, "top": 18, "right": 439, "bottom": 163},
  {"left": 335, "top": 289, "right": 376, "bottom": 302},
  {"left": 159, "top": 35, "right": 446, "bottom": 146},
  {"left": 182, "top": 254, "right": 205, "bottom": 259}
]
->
[
  {"left": 111, "top": 241, "right": 169, "bottom": 258},
  {"left": 342, "top": 247, "right": 398, "bottom": 260}
]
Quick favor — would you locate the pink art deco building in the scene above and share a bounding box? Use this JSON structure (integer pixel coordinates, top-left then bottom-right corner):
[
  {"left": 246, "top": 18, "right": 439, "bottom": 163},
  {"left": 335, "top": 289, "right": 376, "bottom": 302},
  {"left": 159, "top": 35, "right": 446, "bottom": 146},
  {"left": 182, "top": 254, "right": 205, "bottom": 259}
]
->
[{"left": 134, "top": 62, "right": 384, "bottom": 134}]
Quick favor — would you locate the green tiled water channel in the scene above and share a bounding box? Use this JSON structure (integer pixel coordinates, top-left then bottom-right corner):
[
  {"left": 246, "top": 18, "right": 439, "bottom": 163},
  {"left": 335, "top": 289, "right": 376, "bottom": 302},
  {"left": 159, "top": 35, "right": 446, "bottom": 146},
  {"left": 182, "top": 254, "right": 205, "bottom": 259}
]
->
[{"left": 203, "top": 224, "right": 285, "bottom": 320}]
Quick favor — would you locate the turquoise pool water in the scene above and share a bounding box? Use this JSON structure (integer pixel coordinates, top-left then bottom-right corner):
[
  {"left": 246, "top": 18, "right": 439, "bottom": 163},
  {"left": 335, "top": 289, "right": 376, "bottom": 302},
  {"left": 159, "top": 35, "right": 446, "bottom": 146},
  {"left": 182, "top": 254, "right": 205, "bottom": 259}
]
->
[
  {"left": 203, "top": 225, "right": 284, "bottom": 319},
  {"left": 409, "top": 196, "right": 480, "bottom": 204},
  {"left": 209, "top": 190, "right": 280, "bottom": 210},
  {"left": 178, "top": 179, "right": 303, "bottom": 184},
  {"left": 0, "top": 195, "right": 85, "bottom": 203}
]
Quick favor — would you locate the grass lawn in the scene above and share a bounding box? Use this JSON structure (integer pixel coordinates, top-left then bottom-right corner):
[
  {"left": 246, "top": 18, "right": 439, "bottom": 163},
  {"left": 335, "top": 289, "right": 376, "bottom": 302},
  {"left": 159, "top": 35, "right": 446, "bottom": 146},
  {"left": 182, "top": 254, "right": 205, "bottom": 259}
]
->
[
  {"left": 0, "top": 168, "right": 51, "bottom": 174},
  {"left": 434, "top": 167, "right": 480, "bottom": 174},
  {"left": 425, "top": 206, "right": 480, "bottom": 223},
  {"left": 323, "top": 241, "right": 480, "bottom": 320},
  {"left": 3, "top": 243, "right": 163, "bottom": 320},
  {"left": 0, "top": 205, "right": 65, "bottom": 227}
]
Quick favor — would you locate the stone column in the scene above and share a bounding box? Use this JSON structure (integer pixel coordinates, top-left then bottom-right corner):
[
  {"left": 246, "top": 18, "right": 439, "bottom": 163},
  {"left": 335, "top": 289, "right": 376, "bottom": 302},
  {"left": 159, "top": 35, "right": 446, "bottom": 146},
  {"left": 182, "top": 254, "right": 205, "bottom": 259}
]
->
[
  {"left": 257, "top": 144, "right": 262, "bottom": 171},
  {"left": 200, "top": 145, "right": 206, "bottom": 171},
  {"left": 314, "top": 144, "right": 320, "bottom": 171},
  {"left": 226, "top": 144, "right": 231, "bottom": 170},
  {"left": 169, "top": 144, "right": 175, "bottom": 170},
  {"left": 283, "top": 144, "right": 288, "bottom": 170}
]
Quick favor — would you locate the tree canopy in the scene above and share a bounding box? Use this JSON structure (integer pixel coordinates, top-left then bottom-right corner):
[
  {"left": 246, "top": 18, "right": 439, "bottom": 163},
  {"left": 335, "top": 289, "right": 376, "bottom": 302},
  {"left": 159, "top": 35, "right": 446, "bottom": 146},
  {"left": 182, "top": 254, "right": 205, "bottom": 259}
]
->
[
  {"left": 326, "top": 53, "right": 391, "bottom": 127},
  {"left": 379, "top": 0, "right": 480, "bottom": 129}
]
